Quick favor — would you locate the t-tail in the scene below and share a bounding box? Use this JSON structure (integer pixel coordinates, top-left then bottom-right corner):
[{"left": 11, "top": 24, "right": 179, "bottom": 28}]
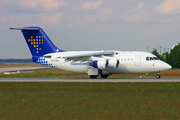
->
[{"left": 10, "top": 26, "right": 65, "bottom": 62}]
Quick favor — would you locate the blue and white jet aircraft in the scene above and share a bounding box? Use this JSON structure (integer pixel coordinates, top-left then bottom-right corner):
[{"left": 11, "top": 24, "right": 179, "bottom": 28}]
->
[{"left": 10, "top": 26, "right": 172, "bottom": 79}]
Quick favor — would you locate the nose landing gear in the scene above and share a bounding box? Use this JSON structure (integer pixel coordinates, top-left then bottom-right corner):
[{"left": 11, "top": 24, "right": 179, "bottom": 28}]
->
[{"left": 156, "top": 74, "right": 161, "bottom": 79}]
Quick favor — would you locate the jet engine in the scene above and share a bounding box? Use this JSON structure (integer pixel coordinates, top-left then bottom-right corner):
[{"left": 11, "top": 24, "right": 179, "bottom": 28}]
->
[
  {"left": 108, "top": 59, "right": 119, "bottom": 68},
  {"left": 90, "top": 59, "right": 108, "bottom": 69}
]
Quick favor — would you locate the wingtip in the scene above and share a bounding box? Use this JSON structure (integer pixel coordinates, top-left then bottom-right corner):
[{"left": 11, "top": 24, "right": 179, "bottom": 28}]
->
[{"left": 9, "top": 28, "right": 14, "bottom": 30}]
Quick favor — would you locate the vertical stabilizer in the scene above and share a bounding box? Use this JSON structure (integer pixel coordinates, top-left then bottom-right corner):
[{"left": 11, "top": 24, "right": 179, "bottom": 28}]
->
[{"left": 10, "top": 26, "right": 65, "bottom": 62}]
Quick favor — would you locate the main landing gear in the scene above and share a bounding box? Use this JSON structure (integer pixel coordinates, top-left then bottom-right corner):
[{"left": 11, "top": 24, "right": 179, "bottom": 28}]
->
[
  {"left": 101, "top": 74, "right": 109, "bottom": 79},
  {"left": 89, "top": 74, "right": 110, "bottom": 79},
  {"left": 90, "top": 75, "right": 98, "bottom": 79},
  {"left": 156, "top": 73, "right": 161, "bottom": 79},
  {"left": 90, "top": 74, "right": 161, "bottom": 79}
]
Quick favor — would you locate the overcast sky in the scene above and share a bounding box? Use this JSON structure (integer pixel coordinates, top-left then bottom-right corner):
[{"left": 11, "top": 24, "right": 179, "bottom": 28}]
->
[{"left": 1, "top": 0, "right": 180, "bottom": 59}]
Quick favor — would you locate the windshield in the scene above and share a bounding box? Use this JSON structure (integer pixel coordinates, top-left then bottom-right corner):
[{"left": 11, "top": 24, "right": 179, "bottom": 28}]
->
[
  {"left": 153, "top": 57, "right": 159, "bottom": 60},
  {"left": 146, "top": 57, "right": 159, "bottom": 61}
]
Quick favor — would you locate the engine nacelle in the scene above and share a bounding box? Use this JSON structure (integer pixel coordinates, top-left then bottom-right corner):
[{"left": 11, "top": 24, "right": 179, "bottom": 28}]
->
[
  {"left": 90, "top": 59, "right": 108, "bottom": 69},
  {"left": 108, "top": 59, "right": 119, "bottom": 68}
]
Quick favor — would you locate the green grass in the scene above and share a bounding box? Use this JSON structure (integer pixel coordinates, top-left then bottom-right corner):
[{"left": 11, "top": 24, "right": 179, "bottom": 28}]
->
[
  {"left": 0, "top": 63, "right": 180, "bottom": 78},
  {"left": 0, "top": 69, "right": 88, "bottom": 78},
  {"left": 0, "top": 82, "right": 180, "bottom": 119},
  {"left": 0, "top": 69, "right": 139, "bottom": 78},
  {"left": 1, "top": 63, "right": 180, "bottom": 78},
  {"left": 1, "top": 68, "right": 179, "bottom": 78}
]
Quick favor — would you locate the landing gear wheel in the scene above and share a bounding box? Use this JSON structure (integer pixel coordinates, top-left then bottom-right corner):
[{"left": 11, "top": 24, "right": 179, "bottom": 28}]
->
[
  {"left": 90, "top": 75, "right": 98, "bottom": 79},
  {"left": 101, "top": 75, "right": 109, "bottom": 79},
  {"left": 156, "top": 74, "right": 161, "bottom": 79}
]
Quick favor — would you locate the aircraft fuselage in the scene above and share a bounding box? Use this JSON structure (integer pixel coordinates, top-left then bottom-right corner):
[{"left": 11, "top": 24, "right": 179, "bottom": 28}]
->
[{"left": 38, "top": 51, "right": 171, "bottom": 75}]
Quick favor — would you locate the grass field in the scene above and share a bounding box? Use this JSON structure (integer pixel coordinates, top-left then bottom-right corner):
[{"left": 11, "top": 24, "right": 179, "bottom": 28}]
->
[
  {"left": 0, "top": 68, "right": 180, "bottom": 78},
  {"left": 0, "top": 64, "right": 180, "bottom": 119},
  {"left": 0, "top": 82, "right": 180, "bottom": 120}
]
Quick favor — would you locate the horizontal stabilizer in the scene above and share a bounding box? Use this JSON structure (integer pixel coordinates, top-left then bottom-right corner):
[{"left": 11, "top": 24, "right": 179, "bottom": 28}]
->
[{"left": 10, "top": 27, "right": 40, "bottom": 30}]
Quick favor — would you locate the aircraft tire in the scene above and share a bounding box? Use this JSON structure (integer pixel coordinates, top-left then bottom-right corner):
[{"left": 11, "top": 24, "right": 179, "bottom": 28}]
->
[
  {"left": 156, "top": 74, "right": 161, "bottom": 79},
  {"left": 90, "top": 75, "right": 98, "bottom": 79},
  {"left": 101, "top": 75, "right": 108, "bottom": 79}
]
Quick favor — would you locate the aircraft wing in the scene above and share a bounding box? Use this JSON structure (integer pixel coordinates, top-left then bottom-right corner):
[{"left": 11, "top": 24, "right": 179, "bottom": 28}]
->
[
  {"left": 59, "top": 51, "right": 114, "bottom": 59},
  {"left": 53, "top": 51, "right": 119, "bottom": 69}
]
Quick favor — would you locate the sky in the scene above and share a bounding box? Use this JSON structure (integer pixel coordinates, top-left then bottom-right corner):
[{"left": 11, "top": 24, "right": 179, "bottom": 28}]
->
[{"left": 1, "top": 0, "right": 180, "bottom": 59}]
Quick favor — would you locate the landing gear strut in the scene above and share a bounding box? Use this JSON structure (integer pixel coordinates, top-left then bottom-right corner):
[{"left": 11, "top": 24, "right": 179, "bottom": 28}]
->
[
  {"left": 156, "top": 74, "right": 161, "bottom": 79},
  {"left": 99, "top": 69, "right": 110, "bottom": 79}
]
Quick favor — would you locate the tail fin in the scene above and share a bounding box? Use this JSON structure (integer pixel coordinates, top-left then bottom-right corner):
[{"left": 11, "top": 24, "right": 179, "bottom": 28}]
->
[{"left": 10, "top": 26, "right": 65, "bottom": 62}]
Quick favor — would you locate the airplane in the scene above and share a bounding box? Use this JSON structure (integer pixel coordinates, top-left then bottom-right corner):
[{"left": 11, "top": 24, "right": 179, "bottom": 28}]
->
[{"left": 10, "top": 26, "right": 172, "bottom": 79}]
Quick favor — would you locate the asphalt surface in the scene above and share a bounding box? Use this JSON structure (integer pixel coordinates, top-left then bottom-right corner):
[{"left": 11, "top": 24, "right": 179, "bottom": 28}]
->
[{"left": 0, "top": 78, "right": 180, "bottom": 82}]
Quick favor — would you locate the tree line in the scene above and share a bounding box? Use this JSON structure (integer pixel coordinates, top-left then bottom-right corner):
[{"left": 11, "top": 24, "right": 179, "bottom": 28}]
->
[
  {"left": 0, "top": 59, "right": 32, "bottom": 63},
  {"left": 152, "top": 44, "right": 180, "bottom": 68}
]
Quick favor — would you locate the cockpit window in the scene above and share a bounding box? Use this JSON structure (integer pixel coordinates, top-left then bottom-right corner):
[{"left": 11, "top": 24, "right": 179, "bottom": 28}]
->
[
  {"left": 153, "top": 57, "right": 159, "bottom": 60},
  {"left": 150, "top": 57, "right": 154, "bottom": 60},
  {"left": 146, "top": 56, "right": 159, "bottom": 61},
  {"left": 146, "top": 57, "right": 149, "bottom": 61}
]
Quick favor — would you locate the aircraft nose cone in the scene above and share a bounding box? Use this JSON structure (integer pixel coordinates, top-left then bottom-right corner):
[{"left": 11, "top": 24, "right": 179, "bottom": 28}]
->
[{"left": 164, "top": 63, "right": 172, "bottom": 70}]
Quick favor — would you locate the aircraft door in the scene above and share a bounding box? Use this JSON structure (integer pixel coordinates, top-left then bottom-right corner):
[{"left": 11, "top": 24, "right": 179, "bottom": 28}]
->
[
  {"left": 152, "top": 57, "right": 155, "bottom": 69},
  {"left": 60, "top": 58, "right": 66, "bottom": 67},
  {"left": 135, "top": 55, "right": 141, "bottom": 66}
]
